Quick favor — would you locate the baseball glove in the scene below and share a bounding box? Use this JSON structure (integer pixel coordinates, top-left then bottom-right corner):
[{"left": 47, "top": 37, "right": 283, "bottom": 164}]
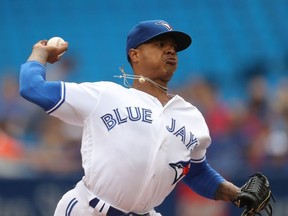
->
[{"left": 232, "top": 172, "right": 275, "bottom": 216}]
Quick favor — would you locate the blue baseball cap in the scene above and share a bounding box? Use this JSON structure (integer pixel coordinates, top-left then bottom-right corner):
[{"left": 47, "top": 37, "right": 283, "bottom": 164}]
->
[{"left": 126, "top": 20, "right": 192, "bottom": 59}]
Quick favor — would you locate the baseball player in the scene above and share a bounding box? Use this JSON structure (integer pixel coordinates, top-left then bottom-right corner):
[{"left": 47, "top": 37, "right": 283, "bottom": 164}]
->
[{"left": 19, "top": 20, "right": 241, "bottom": 216}]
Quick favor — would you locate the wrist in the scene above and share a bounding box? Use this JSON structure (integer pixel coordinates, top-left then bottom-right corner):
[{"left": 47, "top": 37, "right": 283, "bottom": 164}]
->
[
  {"left": 28, "top": 48, "right": 49, "bottom": 65},
  {"left": 215, "top": 181, "right": 241, "bottom": 201}
]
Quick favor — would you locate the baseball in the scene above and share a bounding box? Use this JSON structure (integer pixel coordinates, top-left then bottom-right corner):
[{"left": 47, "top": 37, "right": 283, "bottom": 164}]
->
[{"left": 47, "top": 36, "right": 65, "bottom": 47}]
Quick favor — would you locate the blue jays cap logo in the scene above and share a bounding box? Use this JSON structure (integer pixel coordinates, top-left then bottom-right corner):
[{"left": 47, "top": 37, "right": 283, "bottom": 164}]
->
[
  {"left": 169, "top": 160, "right": 191, "bottom": 185},
  {"left": 155, "top": 20, "right": 173, "bottom": 31}
]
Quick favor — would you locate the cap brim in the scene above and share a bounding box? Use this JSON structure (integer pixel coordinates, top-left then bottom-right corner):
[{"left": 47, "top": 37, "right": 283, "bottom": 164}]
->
[{"left": 147, "top": 31, "right": 192, "bottom": 52}]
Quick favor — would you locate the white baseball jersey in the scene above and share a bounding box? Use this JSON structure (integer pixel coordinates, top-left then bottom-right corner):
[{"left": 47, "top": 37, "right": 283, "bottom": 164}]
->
[{"left": 50, "top": 81, "right": 211, "bottom": 213}]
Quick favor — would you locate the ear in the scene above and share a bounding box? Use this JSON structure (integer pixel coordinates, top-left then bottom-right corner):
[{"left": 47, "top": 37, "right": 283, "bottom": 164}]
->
[{"left": 128, "top": 48, "right": 140, "bottom": 63}]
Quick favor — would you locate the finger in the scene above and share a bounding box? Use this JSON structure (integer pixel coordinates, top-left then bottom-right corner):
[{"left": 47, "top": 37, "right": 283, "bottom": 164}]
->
[
  {"left": 41, "top": 40, "right": 48, "bottom": 45},
  {"left": 58, "top": 42, "right": 68, "bottom": 53},
  {"left": 61, "top": 41, "right": 68, "bottom": 48},
  {"left": 36, "top": 40, "right": 48, "bottom": 45},
  {"left": 56, "top": 54, "right": 63, "bottom": 61}
]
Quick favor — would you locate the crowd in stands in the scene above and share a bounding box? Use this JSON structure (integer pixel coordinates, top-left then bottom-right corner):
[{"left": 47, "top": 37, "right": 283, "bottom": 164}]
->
[{"left": 0, "top": 57, "right": 83, "bottom": 178}]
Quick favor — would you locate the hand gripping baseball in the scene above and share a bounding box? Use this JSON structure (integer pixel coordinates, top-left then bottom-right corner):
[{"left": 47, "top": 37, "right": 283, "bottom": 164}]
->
[
  {"left": 232, "top": 172, "right": 275, "bottom": 216},
  {"left": 28, "top": 39, "right": 68, "bottom": 64}
]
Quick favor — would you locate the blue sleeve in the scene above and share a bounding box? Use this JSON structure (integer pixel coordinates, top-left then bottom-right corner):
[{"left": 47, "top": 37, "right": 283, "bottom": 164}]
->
[
  {"left": 19, "top": 61, "right": 63, "bottom": 112},
  {"left": 182, "top": 159, "right": 225, "bottom": 199}
]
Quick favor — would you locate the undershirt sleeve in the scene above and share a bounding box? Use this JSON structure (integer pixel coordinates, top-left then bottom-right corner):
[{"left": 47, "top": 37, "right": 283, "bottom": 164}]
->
[
  {"left": 19, "top": 61, "right": 63, "bottom": 112},
  {"left": 182, "top": 159, "right": 225, "bottom": 199}
]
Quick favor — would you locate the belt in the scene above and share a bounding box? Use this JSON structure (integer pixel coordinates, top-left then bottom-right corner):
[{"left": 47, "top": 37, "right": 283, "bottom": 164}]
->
[{"left": 89, "top": 197, "right": 149, "bottom": 216}]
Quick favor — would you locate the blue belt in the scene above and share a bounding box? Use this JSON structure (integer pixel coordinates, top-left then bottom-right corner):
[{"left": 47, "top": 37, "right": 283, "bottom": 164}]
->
[{"left": 89, "top": 197, "right": 150, "bottom": 216}]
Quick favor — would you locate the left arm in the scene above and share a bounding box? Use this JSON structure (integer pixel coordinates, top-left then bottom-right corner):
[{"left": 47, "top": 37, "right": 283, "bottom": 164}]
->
[{"left": 182, "top": 159, "right": 240, "bottom": 201}]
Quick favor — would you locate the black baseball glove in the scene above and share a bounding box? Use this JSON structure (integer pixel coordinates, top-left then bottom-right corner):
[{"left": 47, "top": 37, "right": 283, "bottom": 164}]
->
[{"left": 232, "top": 172, "right": 275, "bottom": 216}]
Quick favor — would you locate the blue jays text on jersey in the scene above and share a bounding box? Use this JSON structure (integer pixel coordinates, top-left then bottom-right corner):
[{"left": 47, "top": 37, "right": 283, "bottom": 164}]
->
[{"left": 101, "top": 106, "right": 199, "bottom": 151}]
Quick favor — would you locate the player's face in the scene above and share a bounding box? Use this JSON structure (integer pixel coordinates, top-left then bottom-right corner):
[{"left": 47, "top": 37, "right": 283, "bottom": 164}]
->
[{"left": 135, "top": 35, "right": 178, "bottom": 81}]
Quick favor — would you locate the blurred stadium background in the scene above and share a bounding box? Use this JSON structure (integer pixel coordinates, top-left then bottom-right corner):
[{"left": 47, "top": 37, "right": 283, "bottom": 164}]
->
[{"left": 0, "top": 0, "right": 288, "bottom": 215}]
